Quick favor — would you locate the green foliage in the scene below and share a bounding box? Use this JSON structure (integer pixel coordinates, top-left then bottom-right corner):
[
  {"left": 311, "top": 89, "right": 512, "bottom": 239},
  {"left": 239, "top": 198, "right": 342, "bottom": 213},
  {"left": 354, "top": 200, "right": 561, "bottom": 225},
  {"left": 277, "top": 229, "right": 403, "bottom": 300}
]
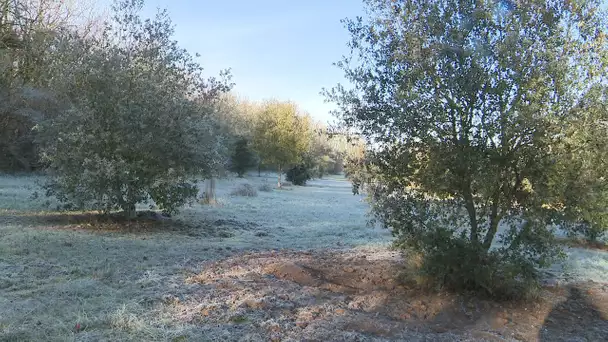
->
[
  {"left": 0, "top": 0, "right": 82, "bottom": 171},
  {"left": 213, "top": 94, "right": 261, "bottom": 173},
  {"left": 285, "top": 164, "right": 312, "bottom": 186},
  {"left": 37, "top": 0, "right": 231, "bottom": 218},
  {"left": 307, "top": 126, "right": 365, "bottom": 178},
  {"left": 374, "top": 182, "right": 559, "bottom": 299},
  {"left": 230, "top": 138, "right": 256, "bottom": 177},
  {"left": 343, "top": 143, "right": 368, "bottom": 195},
  {"left": 412, "top": 236, "right": 542, "bottom": 300},
  {"left": 328, "top": 0, "right": 608, "bottom": 297},
  {"left": 0, "top": 86, "right": 60, "bottom": 171},
  {"left": 546, "top": 86, "right": 608, "bottom": 242},
  {"left": 286, "top": 151, "right": 318, "bottom": 186},
  {"left": 214, "top": 94, "right": 260, "bottom": 139},
  {"left": 314, "top": 155, "right": 333, "bottom": 178},
  {"left": 251, "top": 100, "right": 311, "bottom": 186},
  {"left": 215, "top": 99, "right": 363, "bottom": 181}
]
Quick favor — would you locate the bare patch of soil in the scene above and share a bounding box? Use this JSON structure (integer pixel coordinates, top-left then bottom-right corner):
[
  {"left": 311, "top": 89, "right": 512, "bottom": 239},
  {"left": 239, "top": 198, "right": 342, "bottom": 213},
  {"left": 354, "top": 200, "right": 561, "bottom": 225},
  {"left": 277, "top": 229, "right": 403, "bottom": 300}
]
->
[
  {"left": 182, "top": 247, "right": 608, "bottom": 341},
  {"left": 557, "top": 237, "right": 608, "bottom": 252}
]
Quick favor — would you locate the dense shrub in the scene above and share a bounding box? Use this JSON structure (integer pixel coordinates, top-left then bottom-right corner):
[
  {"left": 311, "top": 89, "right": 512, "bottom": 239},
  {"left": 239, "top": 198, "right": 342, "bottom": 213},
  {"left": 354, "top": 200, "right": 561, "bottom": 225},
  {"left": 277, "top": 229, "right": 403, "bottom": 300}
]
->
[
  {"left": 285, "top": 164, "right": 312, "bottom": 186},
  {"left": 328, "top": 0, "right": 605, "bottom": 299},
  {"left": 417, "top": 236, "right": 542, "bottom": 299},
  {"left": 37, "top": 0, "right": 231, "bottom": 218},
  {"left": 397, "top": 245, "right": 542, "bottom": 300},
  {"left": 371, "top": 182, "right": 561, "bottom": 299},
  {"left": 230, "top": 138, "right": 256, "bottom": 177}
]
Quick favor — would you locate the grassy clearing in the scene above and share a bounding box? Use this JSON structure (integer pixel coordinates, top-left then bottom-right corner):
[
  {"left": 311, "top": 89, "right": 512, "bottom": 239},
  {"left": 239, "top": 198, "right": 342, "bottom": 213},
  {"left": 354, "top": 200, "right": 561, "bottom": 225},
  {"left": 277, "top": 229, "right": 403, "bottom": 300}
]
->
[
  {"left": 0, "top": 173, "right": 607, "bottom": 341},
  {"left": 0, "top": 173, "right": 389, "bottom": 341}
]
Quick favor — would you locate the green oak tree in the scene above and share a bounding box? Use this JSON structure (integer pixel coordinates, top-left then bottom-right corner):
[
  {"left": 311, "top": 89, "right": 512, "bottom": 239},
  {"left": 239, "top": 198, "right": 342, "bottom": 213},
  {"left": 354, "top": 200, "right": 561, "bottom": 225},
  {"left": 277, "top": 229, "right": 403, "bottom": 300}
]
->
[
  {"left": 326, "top": 0, "right": 608, "bottom": 296},
  {"left": 252, "top": 100, "right": 311, "bottom": 187},
  {"left": 230, "top": 137, "right": 256, "bottom": 177},
  {"left": 37, "top": 0, "right": 231, "bottom": 218}
]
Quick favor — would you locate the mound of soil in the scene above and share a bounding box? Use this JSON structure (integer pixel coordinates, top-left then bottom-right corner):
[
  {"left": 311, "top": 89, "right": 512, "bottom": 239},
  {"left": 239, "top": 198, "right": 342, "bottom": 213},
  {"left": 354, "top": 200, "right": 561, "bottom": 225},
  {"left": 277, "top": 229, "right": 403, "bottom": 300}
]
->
[{"left": 182, "top": 247, "right": 608, "bottom": 341}]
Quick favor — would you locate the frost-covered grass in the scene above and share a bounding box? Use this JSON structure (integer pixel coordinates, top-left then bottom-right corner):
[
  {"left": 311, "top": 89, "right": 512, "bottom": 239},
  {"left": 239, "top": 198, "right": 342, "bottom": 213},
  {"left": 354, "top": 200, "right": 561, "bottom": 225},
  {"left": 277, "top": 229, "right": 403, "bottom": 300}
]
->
[
  {"left": 491, "top": 221, "right": 608, "bottom": 284},
  {"left": 549, "top": 247, "right": 608, "bottom": 283},
  {"left": 0, "top": 172, "right": 607, "bottom": 341},
  {"left": 0, "top": 173, "right": 59, "bottom": 211},
  {"left": 190, "top": 173, "right": 389, "bottom": 249},
  {"left": 0, "top": 172, "right": 389, "bottom": 341}
]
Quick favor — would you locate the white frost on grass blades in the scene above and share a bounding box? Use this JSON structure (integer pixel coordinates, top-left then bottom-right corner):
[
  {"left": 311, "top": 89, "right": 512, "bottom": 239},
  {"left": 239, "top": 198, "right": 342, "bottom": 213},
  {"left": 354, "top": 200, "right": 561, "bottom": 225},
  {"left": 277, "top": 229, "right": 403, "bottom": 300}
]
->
[
  {"left": 0, "top": 172, "right": 389, "bottom": 341},
  {"left": 188, "top": 172, "right": 391, "bottom": 249},
  {"left": 490, "top": 220, "right": 608, "bottom": 284},
  {"left": 549, "top": 247, "right": 608, "bottom": 283},
  {"left": 0, "top": 173, "right": 58, "bottom": 211},
  {"left": 0, "top": 172, "right": 607, "bottom": 340},
  {"left": 193, "top": 173, "right": 608, "bottom": 285}
]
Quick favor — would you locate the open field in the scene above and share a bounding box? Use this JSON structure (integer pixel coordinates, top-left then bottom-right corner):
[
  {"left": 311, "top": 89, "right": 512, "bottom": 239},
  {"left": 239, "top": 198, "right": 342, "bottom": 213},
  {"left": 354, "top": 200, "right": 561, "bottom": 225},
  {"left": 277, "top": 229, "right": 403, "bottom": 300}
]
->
[{"left": 1, "top": 174, "right": 607, "bottom": 341}]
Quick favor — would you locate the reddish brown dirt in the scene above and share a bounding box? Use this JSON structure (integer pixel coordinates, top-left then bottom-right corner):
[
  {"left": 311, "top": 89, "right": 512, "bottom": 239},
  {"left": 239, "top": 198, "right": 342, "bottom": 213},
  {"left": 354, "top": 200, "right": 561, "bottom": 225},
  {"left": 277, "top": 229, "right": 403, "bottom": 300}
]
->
[
  {"left": 184, "top": 248, "right": 608, "bottom": 341},
  {"left": 557, "top": 237, "right": 608, "bottom": 252},
  {"left": 0, "top": 210, "right": 240, "bottom": 237}
]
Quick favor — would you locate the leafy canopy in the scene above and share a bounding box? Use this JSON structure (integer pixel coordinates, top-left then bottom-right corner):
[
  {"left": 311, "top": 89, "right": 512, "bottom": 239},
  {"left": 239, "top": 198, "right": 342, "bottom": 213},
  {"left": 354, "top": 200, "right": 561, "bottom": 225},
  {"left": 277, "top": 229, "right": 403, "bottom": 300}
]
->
[
  {"left": 327, "top": 0, "right": 608, "bottom": 296},
  {"left": 230, "top": 137, "right": 256, "bottom": 177},
  {"left": 38, "top": 0, "right": 232, "bottom": 217},
  {"left": 252, "top": 100, "right": 311, "bottom": 183}
]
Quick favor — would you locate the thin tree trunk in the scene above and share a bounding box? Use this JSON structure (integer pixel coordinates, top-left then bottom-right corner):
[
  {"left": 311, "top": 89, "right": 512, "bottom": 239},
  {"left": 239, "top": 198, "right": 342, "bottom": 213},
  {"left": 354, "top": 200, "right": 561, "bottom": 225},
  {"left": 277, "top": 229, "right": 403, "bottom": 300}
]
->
[
  {"left": 277, "top": 165, "right": 282, "bottom": 188},
  {"left": 463, "top": 185, "right": 479, "bottom": 244},
  {"left": 123, "top": 203, "right": 136, "bottom": 219},
  {"left": 204, "top": 178, "right": 216, "bottom": 204},
  {"left": 483, "top": 190, "right": 502, "bottom": 250}
]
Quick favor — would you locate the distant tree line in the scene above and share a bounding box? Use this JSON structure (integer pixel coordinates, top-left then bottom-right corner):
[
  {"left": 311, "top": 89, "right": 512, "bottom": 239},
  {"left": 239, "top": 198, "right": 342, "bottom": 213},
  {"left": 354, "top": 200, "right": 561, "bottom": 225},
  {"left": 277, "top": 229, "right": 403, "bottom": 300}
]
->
[{"left": 218, "top": 94, "right": 365, "bottom": 187}]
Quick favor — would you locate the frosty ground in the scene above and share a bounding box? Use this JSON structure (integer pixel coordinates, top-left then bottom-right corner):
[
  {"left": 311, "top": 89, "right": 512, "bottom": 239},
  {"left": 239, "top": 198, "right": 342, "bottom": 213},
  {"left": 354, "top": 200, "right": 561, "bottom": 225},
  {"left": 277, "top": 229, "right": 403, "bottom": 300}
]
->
[{"left": 0, "top": 174, "right": 607, "bottom": 341}]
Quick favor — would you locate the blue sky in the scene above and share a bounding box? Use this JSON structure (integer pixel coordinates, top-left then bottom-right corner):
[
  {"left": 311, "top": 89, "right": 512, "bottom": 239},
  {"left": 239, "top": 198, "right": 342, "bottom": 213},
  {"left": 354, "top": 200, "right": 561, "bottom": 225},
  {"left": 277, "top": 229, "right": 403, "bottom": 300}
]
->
[{"left": 129, "top": 0, "right": 364, "bottom": 123}]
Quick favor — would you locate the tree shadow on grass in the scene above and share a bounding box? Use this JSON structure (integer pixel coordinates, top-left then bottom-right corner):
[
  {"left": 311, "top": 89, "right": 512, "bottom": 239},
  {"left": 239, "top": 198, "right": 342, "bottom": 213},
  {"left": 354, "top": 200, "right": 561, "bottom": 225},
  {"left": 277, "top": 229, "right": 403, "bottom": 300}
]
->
[
  {"left": 539, "top": 285, "right": 608, "bottom": 341},
  {"left": 304, "top": 182, "right": 352, "bottom": 190},
  {"left": 0, "top": 210, "right": 228, "bottom": 237}
]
